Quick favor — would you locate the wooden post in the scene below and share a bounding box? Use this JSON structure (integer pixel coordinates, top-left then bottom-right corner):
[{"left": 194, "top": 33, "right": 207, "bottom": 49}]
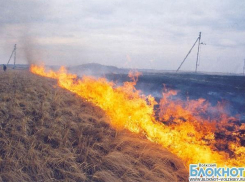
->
[
  {"left": 13, "top": 44, "right": 16, "bottom": 69},
  {"left": 195, "top": 32, "right": 201, "bottom": 73},
  {"left": 243, "top": 59, "right": 245, "bottom": 75}
]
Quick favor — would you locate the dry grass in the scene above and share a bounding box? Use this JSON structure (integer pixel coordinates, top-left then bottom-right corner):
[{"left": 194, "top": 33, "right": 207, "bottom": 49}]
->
[{"left": 0, "top": 69, "right": 188, "bottom": 182}]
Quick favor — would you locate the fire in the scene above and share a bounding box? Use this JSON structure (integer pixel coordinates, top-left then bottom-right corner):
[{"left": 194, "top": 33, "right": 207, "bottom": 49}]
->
[{"left": 30, "top": 64, "right": 245, "bottom": 168}]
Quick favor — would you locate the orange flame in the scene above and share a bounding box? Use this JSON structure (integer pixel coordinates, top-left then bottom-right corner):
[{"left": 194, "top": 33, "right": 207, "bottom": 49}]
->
[{"left": 30, "top": 65, "right": 245, "bottom": 168}]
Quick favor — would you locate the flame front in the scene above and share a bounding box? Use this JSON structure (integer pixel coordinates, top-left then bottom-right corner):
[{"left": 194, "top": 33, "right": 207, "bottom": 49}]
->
[{"left": 30, "top": 65, "right": 245, "bottom": 168}]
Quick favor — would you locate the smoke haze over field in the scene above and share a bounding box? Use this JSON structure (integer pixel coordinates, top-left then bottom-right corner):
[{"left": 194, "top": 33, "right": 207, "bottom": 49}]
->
[{"left": 0, "top": 0, "right": 245, "bottom": 73}]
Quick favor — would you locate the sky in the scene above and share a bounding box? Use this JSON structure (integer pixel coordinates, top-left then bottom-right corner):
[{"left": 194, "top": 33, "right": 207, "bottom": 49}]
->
[{"left": 0, "top": 0, "right": 245, "bottom": 73}]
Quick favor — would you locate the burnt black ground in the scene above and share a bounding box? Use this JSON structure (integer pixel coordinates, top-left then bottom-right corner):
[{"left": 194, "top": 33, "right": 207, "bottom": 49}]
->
[{"left": 105, "top": 72, "right": 245, "bottom": 121}]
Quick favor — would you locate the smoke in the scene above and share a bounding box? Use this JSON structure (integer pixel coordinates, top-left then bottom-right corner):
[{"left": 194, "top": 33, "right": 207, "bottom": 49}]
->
[
  {"left": 0, "top": 0, "right": 49, "bottom": 65},
  {"left": 22, "top": 36, "right": 42, "bottom": 65}
]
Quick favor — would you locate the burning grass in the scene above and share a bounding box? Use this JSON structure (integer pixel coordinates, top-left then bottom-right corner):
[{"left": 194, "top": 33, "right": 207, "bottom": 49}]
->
[
  {"left": 29, "top": 65, "right": 245, "bottom": 169},
  {"left": 0, "top": 70, "right": 188, "bottom": 181}
]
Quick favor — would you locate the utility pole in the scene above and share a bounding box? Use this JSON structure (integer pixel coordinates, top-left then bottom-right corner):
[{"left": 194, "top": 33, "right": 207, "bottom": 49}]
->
[
  {"left": 195, "top": 32, "right": 201, "bottom": 72},
  {"left": 243, "top": 59, "right": 245, "bottom": 75},
  {"left": 7, "top": 44, "right": 17, "bottom": 68},
  {"left": 176, "top": 32, "right": 204, "bottom": 73},
  {"left": 176, "top": 34, "right": 200, "bottom": 72},
  {"left": 13, "top": 44, "right": 16, "bottom": 69}
]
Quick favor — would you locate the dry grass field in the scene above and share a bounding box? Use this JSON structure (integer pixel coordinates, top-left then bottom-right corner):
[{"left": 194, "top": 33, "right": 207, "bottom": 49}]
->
[{"left": 0, "top": 69, "right": 188, "bottom": 182}]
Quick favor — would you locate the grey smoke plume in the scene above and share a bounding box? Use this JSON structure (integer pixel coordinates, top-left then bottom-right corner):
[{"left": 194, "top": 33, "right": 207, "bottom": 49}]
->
[
  {"left": 22, "top": 36, "right": 42, "bottom": 65},
  {"left": 1, "top": 0, "right": 49, "bottom": 65}
]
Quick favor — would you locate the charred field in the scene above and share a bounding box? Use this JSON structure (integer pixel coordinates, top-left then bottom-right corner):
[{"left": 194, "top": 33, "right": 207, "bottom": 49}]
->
[
  {"left": 0, "top": 70, "right": 188, "bottom": 182},
  {"left": 106, "top": 72, "right": 245, "bottom": 120}
]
